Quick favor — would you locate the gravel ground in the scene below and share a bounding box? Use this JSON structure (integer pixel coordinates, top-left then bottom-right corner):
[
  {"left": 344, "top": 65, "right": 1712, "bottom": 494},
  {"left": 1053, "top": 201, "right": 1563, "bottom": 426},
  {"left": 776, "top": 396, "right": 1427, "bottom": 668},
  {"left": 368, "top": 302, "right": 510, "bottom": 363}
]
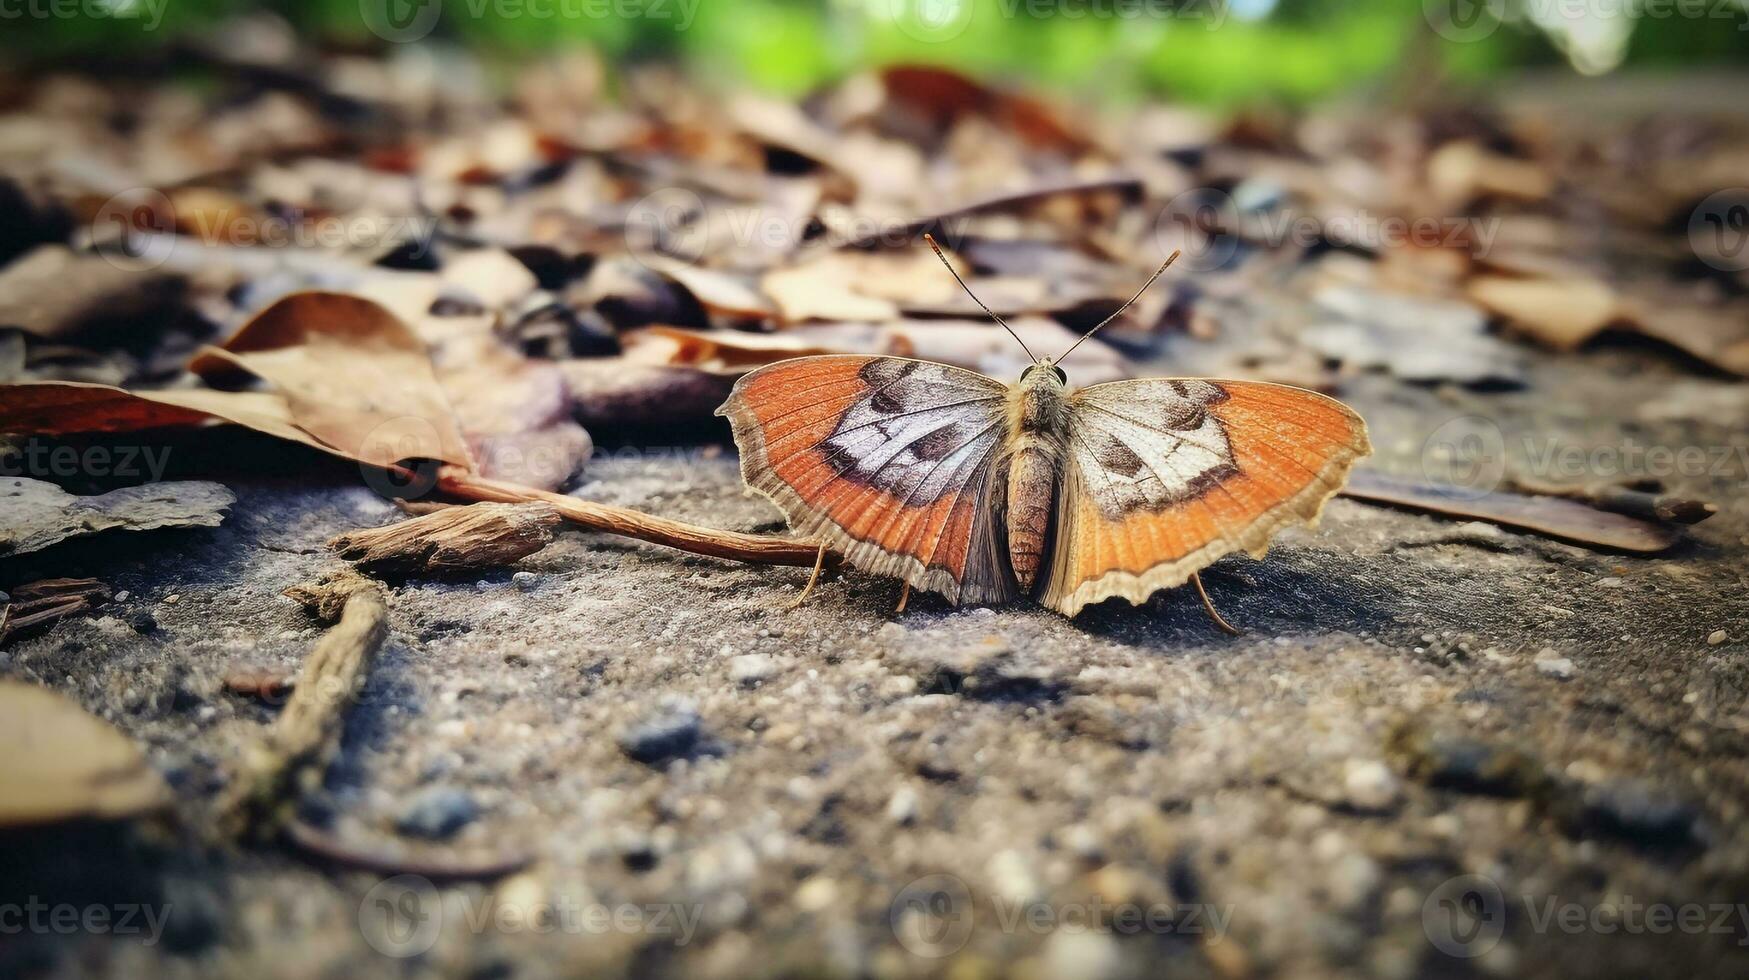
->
[{"left": 2, "top": 346, "right": 1748, "bottom": 979}]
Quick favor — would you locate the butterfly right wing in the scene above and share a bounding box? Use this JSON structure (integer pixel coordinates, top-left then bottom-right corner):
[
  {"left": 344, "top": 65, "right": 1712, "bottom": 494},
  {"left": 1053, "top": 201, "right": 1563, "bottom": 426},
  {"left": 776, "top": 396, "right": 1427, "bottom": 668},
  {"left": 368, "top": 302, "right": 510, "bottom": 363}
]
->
[
  {"left": 717, "top": 355, "right": 1018, "bottom": 605},
  {"left": 1040, "top": 378, "right": 1370, "bottom": 616}
]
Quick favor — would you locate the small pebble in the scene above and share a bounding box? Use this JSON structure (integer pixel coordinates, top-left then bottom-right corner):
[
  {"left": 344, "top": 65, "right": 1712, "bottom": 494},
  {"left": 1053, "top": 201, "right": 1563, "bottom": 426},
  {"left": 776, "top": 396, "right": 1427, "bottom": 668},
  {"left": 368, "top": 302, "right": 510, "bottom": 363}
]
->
[
  {"left": 885, "top": 785, "right": 919, "bottom": 826},
  {"left": 1343, "top": 760, "right": 1402, "bottom": 811},
  {"left": 1534, "top": 656, "right": 1575, "bottom": 680},
  {"left": 1707, "top": 629, "right": 1728, "bottom": 646},
  {"left": 163, "top": 594, "right": 180, "bottom": 604},
  {"left": 511, "top": 571, "right": 540, "bottom": 591},
  {"left": 729, "top": 653, "right": 777, "bottom": 685},
  {"left": 395, "top": 786, "right": 481, "bottom": 840},
  {"left": 618, "top": 700, "right": 704, "bottom": 764},
  {"left": 114, "top": 590, "right": 129, "bottom": 602}
]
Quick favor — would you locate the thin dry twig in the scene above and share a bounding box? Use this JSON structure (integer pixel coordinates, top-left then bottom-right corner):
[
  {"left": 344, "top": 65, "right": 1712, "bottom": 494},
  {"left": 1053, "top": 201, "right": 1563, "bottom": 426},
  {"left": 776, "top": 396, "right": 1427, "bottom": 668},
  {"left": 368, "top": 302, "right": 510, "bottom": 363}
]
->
[
  {"left": 284, "top": 819, "right": 534, "bottom": 882},
  {"left": 437, "top": 466, "right": 833, "bottom": 567},
  {"left": 221, "top": 585, "right": 388, "bottom": 838}
]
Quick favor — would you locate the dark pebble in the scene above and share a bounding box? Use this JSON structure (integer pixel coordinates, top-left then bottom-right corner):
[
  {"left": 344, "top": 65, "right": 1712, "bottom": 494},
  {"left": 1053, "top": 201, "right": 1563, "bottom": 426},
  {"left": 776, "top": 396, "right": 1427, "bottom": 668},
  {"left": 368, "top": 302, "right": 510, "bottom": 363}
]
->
[
  {"left": 395, "top": 787, "right": 481, "bottom": 840},
  {"left": 617, "top": 701, "right": 704, "bottom": 765}
]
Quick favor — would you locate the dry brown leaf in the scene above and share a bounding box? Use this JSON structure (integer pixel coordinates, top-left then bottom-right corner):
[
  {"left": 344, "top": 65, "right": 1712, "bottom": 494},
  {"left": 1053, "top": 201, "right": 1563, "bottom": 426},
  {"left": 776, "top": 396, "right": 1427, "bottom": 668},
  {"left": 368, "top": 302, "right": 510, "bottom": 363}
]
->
[
  {"left": 622, "top": 326, "right": 839, "bottom": 374},
  {"left": 189, "top": 291, "right": 474, "bottom": 468},
  {"left": 761, "top": 260, "right": 900, "bottom": 324},
  {"left": 1427, "top": 142, "right": 1554, "bottom": 206},
  {"left": 0, "top": 380, "right": 330, "bottom": 453},
  {"left": 0, "top": 681, "right": 170, "bottom": 827},
  {"left": 1615, "top": 291, "right": 1749, "bottom": 377},
  {"left": 1467, "top": 275, "right": 1619, "bottom": 350},
  {"left": 634, "top": 255, "right": 776, "bottom": 319},
  {"left": 0, "top": 245, "right": 185, "bottom": 340},
  {"left": 1343, "top": 471, "right": 1680, "bottom": 553}
]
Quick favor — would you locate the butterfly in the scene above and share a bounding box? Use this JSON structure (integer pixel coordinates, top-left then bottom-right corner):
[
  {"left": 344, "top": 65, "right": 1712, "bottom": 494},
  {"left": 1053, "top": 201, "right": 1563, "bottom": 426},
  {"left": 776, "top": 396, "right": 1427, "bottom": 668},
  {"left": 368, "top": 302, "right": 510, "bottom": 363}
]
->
[{"left": 716, "top": 236, "right": 1371, "bottom": 619}]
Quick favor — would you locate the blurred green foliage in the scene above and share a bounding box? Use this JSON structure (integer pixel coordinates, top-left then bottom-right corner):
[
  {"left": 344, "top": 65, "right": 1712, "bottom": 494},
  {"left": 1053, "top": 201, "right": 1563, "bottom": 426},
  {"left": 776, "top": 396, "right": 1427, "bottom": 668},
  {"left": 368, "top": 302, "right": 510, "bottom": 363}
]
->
[{"left": 3, "top": 0, "right": 1746, "bottom": 104}]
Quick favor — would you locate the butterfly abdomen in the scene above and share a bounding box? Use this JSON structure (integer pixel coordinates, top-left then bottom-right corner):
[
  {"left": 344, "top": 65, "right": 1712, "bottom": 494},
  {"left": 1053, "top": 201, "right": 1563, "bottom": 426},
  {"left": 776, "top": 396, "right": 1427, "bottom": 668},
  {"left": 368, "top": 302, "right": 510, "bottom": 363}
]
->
[
  {"left": 1004, "top": 372, "right": 1069, "bottom": 594},
  {"left": 1005, "top": 440, "right": 1058, "bottom": 593}
]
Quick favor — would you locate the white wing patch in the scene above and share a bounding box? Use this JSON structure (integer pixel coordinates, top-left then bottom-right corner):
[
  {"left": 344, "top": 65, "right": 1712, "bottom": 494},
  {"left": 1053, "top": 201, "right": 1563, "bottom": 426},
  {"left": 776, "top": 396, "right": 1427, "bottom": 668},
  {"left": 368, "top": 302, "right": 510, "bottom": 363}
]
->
[
  {"left": 1067, "top": 379, "right": 1238, "bottom": 519},
  {"left": 816, "top": 358, "right": 1007, "bottom": 504}
]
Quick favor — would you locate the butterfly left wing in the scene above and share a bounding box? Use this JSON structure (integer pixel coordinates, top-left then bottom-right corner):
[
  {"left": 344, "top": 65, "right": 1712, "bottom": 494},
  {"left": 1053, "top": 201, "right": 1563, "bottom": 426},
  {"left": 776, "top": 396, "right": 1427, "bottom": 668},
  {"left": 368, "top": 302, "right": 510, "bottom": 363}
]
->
[
  {"left": 1040, "top": 378, "right": 1370, "bottom": 617},
  {"left": 717, "top": 354, "right": 1018, "bottom": 605}
]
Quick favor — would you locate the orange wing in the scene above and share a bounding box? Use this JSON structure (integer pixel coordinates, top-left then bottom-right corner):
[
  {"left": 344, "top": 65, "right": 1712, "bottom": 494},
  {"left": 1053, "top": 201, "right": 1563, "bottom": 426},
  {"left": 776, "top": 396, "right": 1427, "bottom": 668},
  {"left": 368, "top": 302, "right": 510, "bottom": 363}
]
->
[
  {"left": 717, "top": 355, "right": 1017, "bottom": 605},
  {"left": 1040, "top": 379, "right": 1369, "bottom": 616}
]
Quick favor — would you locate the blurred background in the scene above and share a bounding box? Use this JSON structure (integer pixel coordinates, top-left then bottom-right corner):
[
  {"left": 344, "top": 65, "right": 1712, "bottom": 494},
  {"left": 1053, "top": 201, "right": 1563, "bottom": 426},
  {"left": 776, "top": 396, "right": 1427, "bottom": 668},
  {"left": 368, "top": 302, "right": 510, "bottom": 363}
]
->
[{"left": 6, "top": 0, "right": 1749, "bottom": 104}]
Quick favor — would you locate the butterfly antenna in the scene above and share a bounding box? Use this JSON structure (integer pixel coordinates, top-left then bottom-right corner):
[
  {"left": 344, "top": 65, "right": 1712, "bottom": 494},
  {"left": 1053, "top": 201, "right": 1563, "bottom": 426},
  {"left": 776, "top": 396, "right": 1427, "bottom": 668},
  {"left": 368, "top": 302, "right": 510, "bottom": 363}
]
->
[
  {"left": 923, "top": 233, "right": 1039, "bottom": 364},
  {"left": 1056, "top": 249, "right": 1181, "bottom": 363}
]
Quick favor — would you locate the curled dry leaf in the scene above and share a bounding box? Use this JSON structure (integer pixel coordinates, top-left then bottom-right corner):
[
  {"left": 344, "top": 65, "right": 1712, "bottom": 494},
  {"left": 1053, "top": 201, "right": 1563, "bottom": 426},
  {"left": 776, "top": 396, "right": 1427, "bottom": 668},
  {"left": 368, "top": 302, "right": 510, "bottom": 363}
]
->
[
  {"left": 0, "top": 245, "right": 186, "bottom": 341},
  {"left": 189, "top": 291, "right": 474, "bottom": 468},
  {"left": 0, "top": 380, "right": 327, "bottom": 453},
  {"left": 632, "top": 254, "right": 776, "bottom": 320},
  {"left": 1, "top": 476, "right": 236, "bottom": 556},
  {"left": 0, "top": 681, "right": 170, "bottom": 827},
  {"left": 1467, "top": 275, "right": 1619, "bottom": 350}
]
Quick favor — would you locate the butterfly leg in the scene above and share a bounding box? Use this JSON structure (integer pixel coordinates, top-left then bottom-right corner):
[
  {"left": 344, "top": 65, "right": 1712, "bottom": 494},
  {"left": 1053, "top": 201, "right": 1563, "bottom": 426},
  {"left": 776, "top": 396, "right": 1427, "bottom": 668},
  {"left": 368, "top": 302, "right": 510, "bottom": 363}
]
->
[
  {"left": 785, "top": 541, "right": 829, "bottom": 610},
  {"left": 1192, "top": 572, "right": 1241, "bottom": 636},
  {"left": 894, "top": 581, "right": 912, "bottom": 615}
]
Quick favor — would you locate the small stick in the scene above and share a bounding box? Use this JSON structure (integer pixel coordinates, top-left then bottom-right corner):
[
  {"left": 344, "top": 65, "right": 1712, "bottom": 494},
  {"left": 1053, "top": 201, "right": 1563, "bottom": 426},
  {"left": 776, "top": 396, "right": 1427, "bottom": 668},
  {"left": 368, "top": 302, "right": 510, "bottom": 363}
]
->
[
  {"left": 785, "top": 541, "right": 829, "bottom": 609},
  {"left": 1192, "top": 572, "right": 1240, "bottom": 635},
  {"left": 895, "top": 581, "right": 912, "bottom": 614},
  {"left": 438, "top": 467, "right": 830, "bottom": 568},
  {"left": 221, "top": 586, "right": 388, "bottom": 837},
  {"left": 284, "top": 819, "right": 533, "bottom": 882}
]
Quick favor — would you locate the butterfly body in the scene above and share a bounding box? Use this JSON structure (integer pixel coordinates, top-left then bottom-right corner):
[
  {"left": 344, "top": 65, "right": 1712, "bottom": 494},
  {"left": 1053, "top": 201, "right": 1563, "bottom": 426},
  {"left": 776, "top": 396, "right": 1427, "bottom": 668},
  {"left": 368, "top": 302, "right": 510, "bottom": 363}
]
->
[
  {"left": 1002, "top": 362, "right": 1070, "bottom": 593},
  {"left": 718, "top": 353, "right": 1370, "bottom": 617}
]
